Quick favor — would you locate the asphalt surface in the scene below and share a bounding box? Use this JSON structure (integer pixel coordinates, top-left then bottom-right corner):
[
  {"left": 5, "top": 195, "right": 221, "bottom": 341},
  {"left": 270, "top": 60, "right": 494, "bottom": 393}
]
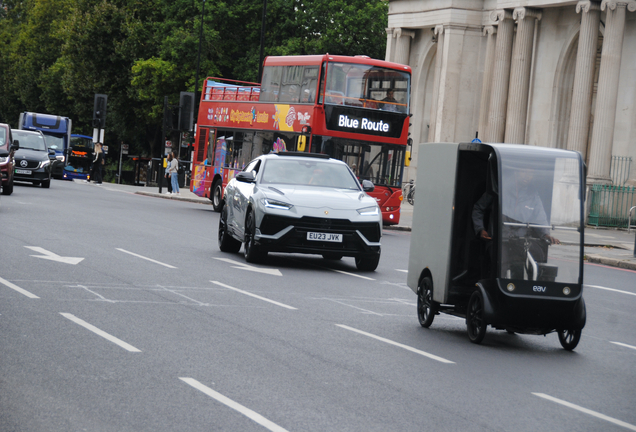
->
[{"left": 132, "top": 181, "right": 636, "bottom": 270}]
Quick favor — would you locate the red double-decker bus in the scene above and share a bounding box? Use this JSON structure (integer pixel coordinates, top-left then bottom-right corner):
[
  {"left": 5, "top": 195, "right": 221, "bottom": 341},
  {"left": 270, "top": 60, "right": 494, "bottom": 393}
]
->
[{"left": 190, "top": 54, "right": 411, "bottom": 225}]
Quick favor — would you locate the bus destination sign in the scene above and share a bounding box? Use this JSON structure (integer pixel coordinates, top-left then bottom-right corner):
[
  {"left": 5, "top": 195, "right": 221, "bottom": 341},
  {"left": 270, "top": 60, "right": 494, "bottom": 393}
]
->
[{"left": 324, "top": 106, "right": 405, "bottom": 139}]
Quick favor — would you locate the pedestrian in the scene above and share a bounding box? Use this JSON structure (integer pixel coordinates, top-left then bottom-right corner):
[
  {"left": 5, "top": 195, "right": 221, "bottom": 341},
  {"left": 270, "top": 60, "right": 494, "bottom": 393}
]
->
[
  {"left": 165, "top": 153, "right": 173, "bottom": 194},
  {"left": 90, "top": 143, "right": 103, "bottom": 184},
  {"left": 169, "top": 151, "right": 180, "bottom": 195}
]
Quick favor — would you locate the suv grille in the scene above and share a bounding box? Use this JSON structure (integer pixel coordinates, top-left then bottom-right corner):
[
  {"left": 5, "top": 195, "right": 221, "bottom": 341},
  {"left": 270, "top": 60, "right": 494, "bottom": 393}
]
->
[{"left": 260, "top": 215, "right": 381, "bottom": 242}]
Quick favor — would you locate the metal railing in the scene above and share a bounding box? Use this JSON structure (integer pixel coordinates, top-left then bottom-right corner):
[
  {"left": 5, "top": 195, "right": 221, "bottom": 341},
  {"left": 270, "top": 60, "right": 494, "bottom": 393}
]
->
[
  {"left": 588, "top": 184, "right": 636, "bottom": 228},
  {"left": 610, "top": 155, "right": 632, "bottom": 186}
]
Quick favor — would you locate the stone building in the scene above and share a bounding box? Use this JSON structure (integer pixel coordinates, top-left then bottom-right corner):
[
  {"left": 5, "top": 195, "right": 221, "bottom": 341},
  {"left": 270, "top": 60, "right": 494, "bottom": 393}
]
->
[{"left": 386, "top": 0, "right": 636, "bottom": 187}]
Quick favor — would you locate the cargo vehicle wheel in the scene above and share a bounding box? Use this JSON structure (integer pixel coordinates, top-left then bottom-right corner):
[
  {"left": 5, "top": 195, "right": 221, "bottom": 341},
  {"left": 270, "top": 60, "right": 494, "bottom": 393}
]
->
[
  {"left": 466, "top": 291, "right": 487, "bottom": 344},
  {"left": 355, "top": 248, "right": 380, "bottom": 271},
  {"left": 322, "top": 253, "right": 343, "bottom": 260},
  {"left": 42, "top": 178, "right": 51, "bottom": 188},
  {"left": 211, "top": 180, "right": 223, "bottom": 212},
  {"left": 244, "top": 210, "right": 266, "bottom": 263},
  {"left": 558, "top": 329, "right": 581, "bottom": 351},
  {"left": 1, "top": 178, "right": 13, "bottom": 195},
  {"left": 219, "top": 205, "right": 241, "bottom": 253},
  {"left": 417, "top": 276, "right": 437, "bottom": 328}
]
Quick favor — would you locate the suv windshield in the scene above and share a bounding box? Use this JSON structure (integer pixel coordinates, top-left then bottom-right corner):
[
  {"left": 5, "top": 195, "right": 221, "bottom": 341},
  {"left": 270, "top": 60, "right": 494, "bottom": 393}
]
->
[
  {"left": 261, "top": 159, "right": 360, "bottom": 190},
  {"left": 498, "top": 147, "right": 582, "bottom": 284},
  {"left": 14, "top": 132, "right": 46, "bottom": 151}
]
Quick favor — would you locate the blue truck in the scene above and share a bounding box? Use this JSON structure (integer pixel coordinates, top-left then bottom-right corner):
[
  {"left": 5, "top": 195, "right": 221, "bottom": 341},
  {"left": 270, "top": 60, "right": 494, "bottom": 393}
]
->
[{"left": 19, "top": 112, "right": 72, "bottom": 179}]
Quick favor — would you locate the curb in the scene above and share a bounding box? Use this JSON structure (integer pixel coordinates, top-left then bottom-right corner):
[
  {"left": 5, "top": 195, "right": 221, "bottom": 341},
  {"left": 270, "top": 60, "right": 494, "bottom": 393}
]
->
[
  {"left": 585, "top": 254, "right": 636, "bottom": 270},
  {"left": 135, "top": 191, "right": 211, "bottom": 205}
]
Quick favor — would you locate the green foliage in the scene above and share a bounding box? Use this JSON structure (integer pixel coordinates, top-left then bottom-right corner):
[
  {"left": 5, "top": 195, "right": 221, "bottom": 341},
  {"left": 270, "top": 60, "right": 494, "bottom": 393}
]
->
[{"left": 0, "top": 0, "right": 388, "bottom": 156}]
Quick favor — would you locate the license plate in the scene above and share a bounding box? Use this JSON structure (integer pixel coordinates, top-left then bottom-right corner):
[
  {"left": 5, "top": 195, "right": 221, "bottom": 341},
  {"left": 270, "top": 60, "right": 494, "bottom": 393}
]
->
[
  {"left": 15, "top": 169, "right": 32, "bottom": 175},
  {"left": 307, "top": 232, "right": 343, "bottom": 242}
]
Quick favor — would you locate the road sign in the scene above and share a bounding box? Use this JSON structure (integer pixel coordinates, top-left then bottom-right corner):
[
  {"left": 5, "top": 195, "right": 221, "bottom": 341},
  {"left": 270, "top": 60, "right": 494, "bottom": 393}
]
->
[
  {"left": 122, "top": 144, "right": 129, "bottom": 155},
  {"left": 165, "top": 141, "right": 172, "bottom": 148}
]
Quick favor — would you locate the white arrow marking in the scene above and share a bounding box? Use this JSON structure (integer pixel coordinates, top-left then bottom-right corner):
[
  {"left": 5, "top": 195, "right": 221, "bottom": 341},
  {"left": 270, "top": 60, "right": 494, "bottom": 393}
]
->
[
  {"left": 25, "top": 246, "right": 84, "bottom": 265},
  {"left": 214, "top": 257, "right": 282, "bottom": 276}
]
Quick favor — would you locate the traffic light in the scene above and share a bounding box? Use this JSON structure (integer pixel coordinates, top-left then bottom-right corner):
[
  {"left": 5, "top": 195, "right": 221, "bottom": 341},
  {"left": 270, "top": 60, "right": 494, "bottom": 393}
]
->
[
  {"left": 93, "top": 94, "right": 108, "bottom": 129},
  {"left": 179, "top": 91, "right": 194, "bottom": 132}
]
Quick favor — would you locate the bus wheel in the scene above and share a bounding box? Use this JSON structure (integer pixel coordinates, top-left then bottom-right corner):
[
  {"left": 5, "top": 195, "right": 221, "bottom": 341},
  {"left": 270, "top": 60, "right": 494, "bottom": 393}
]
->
[
  {"left": 417, "top": 276, "right": 436, "bottom": 328},
  {"left": 218, "top": 205, "right": 241, "bottom": 253},
  {"left": 244, "top": 210, "right": 266, "bottom": 263},
  {"left": 466, "top": 291, "right": 487, "bottom": 344},
  {"left": 558, "top": 329, "right": 581, "bottom": 351},
  {"left": 212, "top": 180, "right": 223, "bottom": 212}
]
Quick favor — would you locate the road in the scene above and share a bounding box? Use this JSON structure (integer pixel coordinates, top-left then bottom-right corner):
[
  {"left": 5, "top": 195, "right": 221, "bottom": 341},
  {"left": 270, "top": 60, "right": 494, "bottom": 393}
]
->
[{"left": 1, "top": 180, "right": 635, "bottom": 432}]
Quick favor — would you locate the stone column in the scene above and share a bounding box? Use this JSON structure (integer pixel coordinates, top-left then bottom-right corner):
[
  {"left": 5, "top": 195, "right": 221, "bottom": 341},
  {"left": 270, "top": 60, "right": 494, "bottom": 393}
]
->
[
  {"left": 478, "top": 26, "right": 497, "bottom": 140},
  {"left": 504, "top": 7, "right": 541, "bottom": 144},
  {"left": 428, "top": 25, "right": 444, "bottom": 142},
  {"left": 485, "top": 10, "right": 514, "bottom": 143},
  {"left": 385, "top": 28, "right": 394, "bottom": 62},
  {"left": 587, "top": 0, "right": 636, "bottom": 183},
  {"left": 567, "top": 1, "right": 601, "bottom": 156},
  {"left": 393, "top": 28, "right": 415, "bottom": 65}
]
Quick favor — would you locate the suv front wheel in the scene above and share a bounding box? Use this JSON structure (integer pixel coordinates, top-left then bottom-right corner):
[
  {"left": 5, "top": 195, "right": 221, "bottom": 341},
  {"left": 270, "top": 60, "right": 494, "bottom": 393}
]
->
[{"left": 355, "top": 248, "right": 380, "bottom": 271}]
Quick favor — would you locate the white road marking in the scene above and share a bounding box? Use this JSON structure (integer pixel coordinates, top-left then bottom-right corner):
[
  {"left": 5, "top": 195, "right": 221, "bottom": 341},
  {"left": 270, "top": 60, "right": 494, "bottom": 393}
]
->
[
  {"left": 116, "top": 248, "right": 177, "bottom": 268},
  {"left": 336, "top": 324, "right": 455, "bottom": 364},
  {"left": 0, "top": 276, "right": 39, "bottom": 299},
  {"left": 211, "top": 281, "right": 297, "bottom": 310},
  {"left": 331, "top": 269, "right": 375, "bottom": 280},
  {"left": 25, "top": 246, "right": 84, "bottom": 265},
  {"left": 532, "top": 393, "right": 636, "bottom": 431},
  {"left": 214, "top": 257, "right": 282, "bottom": 276},
  {"left": 586, "top": 284, "right": 636, "bottom": 297},
  {"left": 610, "top": 341, "right": 636, "bottom": 351},
  {"left": 395, "top": 269, "right": 408, "bottom": 273},
  {"left": 180, "top": 378, "right": 290, "bottom": 432},
  {"left": 60, "top": 313, "right": 141, "bottom": 352}
]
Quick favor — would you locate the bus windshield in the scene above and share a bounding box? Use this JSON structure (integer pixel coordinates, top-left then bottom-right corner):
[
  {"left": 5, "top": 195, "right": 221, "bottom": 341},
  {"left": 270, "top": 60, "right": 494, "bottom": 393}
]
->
[{"left": 322, "top": 62, "right": 410, "bottom": 113}]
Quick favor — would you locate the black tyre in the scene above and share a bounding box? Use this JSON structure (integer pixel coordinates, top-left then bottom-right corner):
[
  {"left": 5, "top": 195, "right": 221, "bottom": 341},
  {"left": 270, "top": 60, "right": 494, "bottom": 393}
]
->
[
  {"left": 407, "top": 188, "right": 415, "bottom": 205},
  {"left": 322, "top": 253, "right": 343, "bottom": 260},
  {"left": 218, "top": 205, "right": 241, "bottom": 253},
  {"left": 466, "top": 291, "right": 487, "bottom": 344},
  {"left": 42, "top": 178, "right": 51, "bottom": 188},
  {"left": 211, "top": 179, "right": 224, "bottom": 212},
  {"left": 1, "top": 178, "right": 13, "bottom": 195},
  {"left": 417, "top": 276, "right": 437, "bottom": 328},
  {"left": 244, "top": 210, "right": 266, "bottom": 263},
  {"left": 558, "top": 329, "right": 581, "bottom": 351},
  {"left": 355, "top": 248, "right": 381, "bottom": 271}
]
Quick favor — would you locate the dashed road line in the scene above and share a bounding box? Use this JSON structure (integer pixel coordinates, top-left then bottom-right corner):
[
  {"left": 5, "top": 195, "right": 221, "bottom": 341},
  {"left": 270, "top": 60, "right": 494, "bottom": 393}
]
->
[
  {"left": 532, "top": 393, "right": 636, "bottom": 431},
  {"left": 116, "top": 248, "right": 177, "bottom": 269},
  {"left": 336, "top": 324, "right": 455, "bottom": 364},
  {"left": 60, "top": 313, "right": 141, "bottom": 352},
  {"left": 586, "top": 284, "right": 636, "bottom": 297},
  {"left": 610, "top": 341, "right": 636, "bottom": 351},
  {"left": 0, "top": 276, "right": 39, "bottom": 299},
  {"left": 180, "top": 378, "right": 290, "bottom": 432},
  {"left": 211, "top": 281, "right": 297, "bottom": 310}
]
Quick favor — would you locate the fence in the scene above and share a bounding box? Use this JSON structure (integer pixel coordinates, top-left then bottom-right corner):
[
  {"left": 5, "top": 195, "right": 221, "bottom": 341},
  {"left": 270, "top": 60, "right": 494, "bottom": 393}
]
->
[
  {"left": 610, "top": 156, "right": 632, "bottom": 186},
  {"left": 588, "top": 184, "right": 636, "bottom": 228}
]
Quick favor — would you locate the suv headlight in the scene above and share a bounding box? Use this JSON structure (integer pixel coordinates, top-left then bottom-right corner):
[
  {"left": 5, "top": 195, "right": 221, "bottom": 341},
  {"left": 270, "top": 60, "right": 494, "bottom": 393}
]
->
[
  {"left": 357, "top": 205, "right": 380, "bottom": 216},
  {"left": 262, "top": 198, "right": 293, "bottom": 210},
  {"left": 39, "top": 159, "right": 51, "bottom": 169}
]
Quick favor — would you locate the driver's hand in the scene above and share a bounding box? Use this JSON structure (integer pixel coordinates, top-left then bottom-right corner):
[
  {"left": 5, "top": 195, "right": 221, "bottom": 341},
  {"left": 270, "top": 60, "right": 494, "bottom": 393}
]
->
[
  {"left": 479, "top": 230, "right": 492, "bottom": 240},
  {"left": 544, "top": 235, "right": 560, "bottom": 245}
]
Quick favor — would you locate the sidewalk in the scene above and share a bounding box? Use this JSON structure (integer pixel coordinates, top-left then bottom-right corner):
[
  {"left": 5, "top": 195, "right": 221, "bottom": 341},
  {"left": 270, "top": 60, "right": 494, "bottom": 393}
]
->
[{"left": 83, "top": 180, "right": 636, "bottom": 271}]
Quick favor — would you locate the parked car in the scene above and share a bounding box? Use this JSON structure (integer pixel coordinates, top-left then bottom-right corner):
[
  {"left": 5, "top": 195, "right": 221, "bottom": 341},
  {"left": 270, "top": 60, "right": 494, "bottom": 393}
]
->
[
  {"left": 218, "top": 152, "right": 382, "bottom": 271},
  {"left": 0, "top": 123, "right": 17, "bottom": 195},
  {"left": 11, "top": 129, "right": 55, "bottom": 188}
]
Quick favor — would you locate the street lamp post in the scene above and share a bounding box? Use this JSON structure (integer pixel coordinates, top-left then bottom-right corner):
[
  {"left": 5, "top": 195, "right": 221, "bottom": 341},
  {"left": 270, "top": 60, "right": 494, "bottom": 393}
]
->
[{"left": 194, "top": 0, "right": 206, "bottom": 113}]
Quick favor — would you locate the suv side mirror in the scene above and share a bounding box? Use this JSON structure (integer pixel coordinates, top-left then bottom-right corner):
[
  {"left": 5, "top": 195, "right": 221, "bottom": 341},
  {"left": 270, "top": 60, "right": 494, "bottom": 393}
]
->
[
  {"left": 236, "top": 171, "right": 256, "bottom": 183},
  {"left": 362, "top": 179, "right": 374, "bottom": 192},
  {"left": 11, "top": 140, "right": 19, "bottom": 151}
]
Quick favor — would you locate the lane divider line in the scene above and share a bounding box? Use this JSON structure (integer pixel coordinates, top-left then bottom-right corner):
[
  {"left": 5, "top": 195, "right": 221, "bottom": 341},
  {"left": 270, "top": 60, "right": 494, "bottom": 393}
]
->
[
  {"left": 532, "top": 393, "right": 636, "bottom": 431},
  {"left": 211, "top": 281, "right": 297, "bottom": 310},
  {"left": 331, "top": 269, "right": 375, "bottom": 281},
  {"left": 0, "top": 276, "right": 39, "bottom": 299},
  {"left": 586, "top": 284, "right": 636, "bottom": 297},
  {"left": 180, "top": 378, "right": 290, "bottom": 432},
  {"left": 610, "top": 341, "right": 636, "bottom": 351},
  {"left": 336, "top": 324, "right": 455, "bottom": 364},
  {"left": 60, "top": 313, "right": 141, "bottom": 352},
  {"left": 116, "top": 248, "right": 177, "bottom": 269}
]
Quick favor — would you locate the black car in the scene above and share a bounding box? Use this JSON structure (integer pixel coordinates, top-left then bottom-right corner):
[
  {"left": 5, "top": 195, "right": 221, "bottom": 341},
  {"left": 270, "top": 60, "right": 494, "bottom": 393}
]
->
[{"left": 12, "top": 129, "right": 55, "bottom": 188}]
